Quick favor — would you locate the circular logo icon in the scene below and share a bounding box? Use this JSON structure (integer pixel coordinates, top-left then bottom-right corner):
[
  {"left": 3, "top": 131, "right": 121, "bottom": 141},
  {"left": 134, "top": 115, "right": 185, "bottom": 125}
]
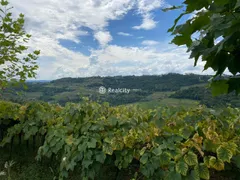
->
[{"left": 99, "top": 86, "right": 106, "bottom": 94}]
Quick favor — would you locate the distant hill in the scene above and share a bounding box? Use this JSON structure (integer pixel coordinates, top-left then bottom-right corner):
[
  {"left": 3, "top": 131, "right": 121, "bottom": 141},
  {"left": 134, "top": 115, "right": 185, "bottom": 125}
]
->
[
  {"left": 26, "top": 80, "right": 51, "bottom": 83},
  {"left": 1, "top": 73, "right": 239, "bottom": 108}
]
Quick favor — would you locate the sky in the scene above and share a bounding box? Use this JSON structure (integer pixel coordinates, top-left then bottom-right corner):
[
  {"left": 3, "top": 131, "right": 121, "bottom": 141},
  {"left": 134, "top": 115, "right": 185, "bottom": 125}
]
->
[{"left": 9, "top": 0, "right": 214, "bottom": 80}]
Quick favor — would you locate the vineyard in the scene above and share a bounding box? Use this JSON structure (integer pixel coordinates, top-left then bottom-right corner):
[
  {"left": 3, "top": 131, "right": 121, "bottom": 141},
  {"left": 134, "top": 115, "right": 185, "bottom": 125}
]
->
[{"left": 1, "top": 99, "right": 240, "bottom": 179}]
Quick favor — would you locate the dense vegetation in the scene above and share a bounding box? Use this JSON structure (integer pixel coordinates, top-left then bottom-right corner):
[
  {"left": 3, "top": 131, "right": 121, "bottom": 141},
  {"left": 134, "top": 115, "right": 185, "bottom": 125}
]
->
[
  {"left": 0, "top": 0, "right": 40, "bottom": 88},
  {"left": 170, "top": 87, "right": 240, "bottom": 108},
  {"left": 1, "top": 100, "right": 240, "bottom": 180},
  {"left": 2, "top": 74, "right": 240, "bottom": 108},
  {"left": 1, "top": 0, "right": 240, "bottom": 179},
  {"left": 166, "top": 0, "right": 240, "bottom": 94}
]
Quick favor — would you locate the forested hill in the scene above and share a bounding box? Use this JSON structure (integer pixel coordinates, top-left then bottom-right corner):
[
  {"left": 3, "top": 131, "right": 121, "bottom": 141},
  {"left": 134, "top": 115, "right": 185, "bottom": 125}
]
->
[
  {"left": 50, "top": 73, "right": 210, "bottom": 91},
  {"left": 3, "top": 73, "right": 239, "bottom": 108}
]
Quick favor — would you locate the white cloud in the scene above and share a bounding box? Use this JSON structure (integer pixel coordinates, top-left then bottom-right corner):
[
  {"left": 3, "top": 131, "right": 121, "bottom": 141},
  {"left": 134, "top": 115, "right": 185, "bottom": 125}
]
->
[
  {"left": 142, "top": 40, "right": 159, "bottom": 46},
  {"left": 117, "top": 32, "right": 133, "bottom": 36},
  {"left": 94, "top": 31, "right": 113, "bottom": 46},
  {"left": 133, "top": 0, "right": 165, "bottom": 30},
  {"left": 6, "top": 0, "right": 215, "bottom": 80},
  {"left": 75, "top": 44, "right": 214, "bottom": 77},
  {"left": 8, "top": 0, "right": 136, "bottom": 79},
  {"left": 133, "top": 14, "right": 157, "bottom": 30}
]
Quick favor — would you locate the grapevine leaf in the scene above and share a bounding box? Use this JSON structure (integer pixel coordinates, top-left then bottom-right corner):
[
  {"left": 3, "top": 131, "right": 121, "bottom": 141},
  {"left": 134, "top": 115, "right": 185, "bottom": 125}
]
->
[
  {"left": 87, "top": 138, "right": 97, "bottom": 148},
  {"left": 160, "top": 152, "right": 171, "bottom": 166},
  {"left": 209, "top": 156, "right": 224, "bottom": 171},
  {"left": 102, "top": 143, "right": 113, "bottom": 155},
  {"left": 165, "top": 171, "right": 182, "bottom": 180},
  {"left": 152, "top": 146, "right": 163, "bottom": 156},
  {"left": 232, "top": 155, "right": 240, "bottom": 169},
  {"left": 176, "top": 161, "right": 188, "bottom": 176},
  {"left": 184, "top": 151, "right": 198, "bottom": 166},
  {"left": 95, "top": 151, "right": 106, "bottom": 164},
  {"left": 198, "top": 163, "right": 210, "bottom": 180},
  {"left": 140, "top": 153, "right": 149, "bottom": 165},
  {"left": 217, "top": 146, "right": 233, "bottom": 163},
  {"left": 189, "top": 169, "right": 200, "bottom": 180}
]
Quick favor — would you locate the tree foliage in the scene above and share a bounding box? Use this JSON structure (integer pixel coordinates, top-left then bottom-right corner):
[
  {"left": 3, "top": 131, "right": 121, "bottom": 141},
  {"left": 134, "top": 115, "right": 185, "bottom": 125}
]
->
[
  {"left": 0, "top": 0, "right": 40, "bottom": 89},
  {"left": 165, "top": 0, "right": 240, "bottom": 95}
]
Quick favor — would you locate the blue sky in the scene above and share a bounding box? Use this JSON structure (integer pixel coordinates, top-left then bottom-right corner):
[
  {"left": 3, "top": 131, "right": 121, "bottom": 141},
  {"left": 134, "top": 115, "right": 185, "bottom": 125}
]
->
[{"left": 9, "top": 0, "right": 213, "bottom": 80}]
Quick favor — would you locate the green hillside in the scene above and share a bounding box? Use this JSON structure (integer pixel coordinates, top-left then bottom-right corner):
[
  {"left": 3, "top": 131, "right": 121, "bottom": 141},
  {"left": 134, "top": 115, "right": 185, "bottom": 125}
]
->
[
  {"left": 0, "top": 74, "right": 208, "bottom": 106},
  {"left": 2, "top": 73, "right": 240, "bottom": 108}
]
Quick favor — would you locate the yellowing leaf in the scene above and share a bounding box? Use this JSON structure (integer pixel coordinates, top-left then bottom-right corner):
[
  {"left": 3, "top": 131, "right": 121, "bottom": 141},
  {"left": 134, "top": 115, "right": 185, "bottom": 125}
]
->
[
  {"left": 65, "top": 135, "right": 73, "bottom": 145},
  {"left": 184, "top": 151, "right": 198, "bottom": 166},
  {"left": 102, "top": 143, "right": 113, "bottom": 155},
  {"left": 217, "top": 145, "right": 233, "bottom": 163},
  {"left": 198, "top": 164, "right": 210, "bottom": 180},
  {"left": 176, "top": 161, "right": 188, "bottom": 176},
  {"left": 209, "top": 156, "right": 224, "bottom": 171}
]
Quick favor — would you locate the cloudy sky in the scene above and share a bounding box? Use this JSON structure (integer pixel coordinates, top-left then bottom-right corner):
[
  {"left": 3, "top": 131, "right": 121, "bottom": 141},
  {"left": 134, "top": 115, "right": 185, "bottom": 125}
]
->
[{"left": 9, "top": 0, "right": 214, "bottom": 80}]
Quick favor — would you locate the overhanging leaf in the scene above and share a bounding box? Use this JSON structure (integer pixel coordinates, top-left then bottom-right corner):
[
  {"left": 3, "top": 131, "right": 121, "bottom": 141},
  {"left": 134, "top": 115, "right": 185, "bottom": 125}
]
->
[{"left": 210, "top": 80, "right": 229, "bottom": 96}]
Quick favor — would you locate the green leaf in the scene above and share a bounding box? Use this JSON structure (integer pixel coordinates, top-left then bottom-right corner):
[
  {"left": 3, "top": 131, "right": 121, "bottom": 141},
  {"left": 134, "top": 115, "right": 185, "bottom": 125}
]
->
[
  {"left": 165, "top": 171, "right": 182, "bottom": 180},
  {"left": 235, "top": 0, "right": 240, "bottom": 9},
  {"left": 102, "top": 143, "right": 113, "bottom": 155},
  {"left": 176, "top": 161, "right": 189, "bottom": 176},
  {"left": 140, "top": 153, "right": 149, "bottom": 165},
  {"left": 184, "top": 151, "right": 198, "bottom": 166},
  {"left": 171, "top": 35, "right": 192, "bottom": 47},
  {"left": 184, "top": 0, "right": 210, "bottom": 12},
  {"left": 159, "top": 152, "right": 171, "bottom": 166},
  {"left": 232, "top": 155, "right": 240, "bottom": 169},
  {"left": 1, "top": 0, "right": 9, "bottom": 6},
  {"left": 87, "top": 138, "right": 97, "bottom": 148},
  {"left": 198, "top": 164, "right": 210, "bottom": 180},
  {"left": 152, "top": 146, "right": 163, "bottom": 156},
  {"left": 162, "top": 5, "right": 183, "bottom": 12},
  {"left": 189, "top": 169, "right": 200, "bottom": 180},
  {"left": 95, "top": 151, "right": 106, "bottom": 164},
  {"left": 217, "top": 145, "right": 233, "bottom": 163},
  {"left": 209, "top": 156, "right": 224, "bottom": 171},
  {"left": 210, "top": 80, "right": 229, "bottom": 96},
  {"left": 168, "top": 13, "right": 187, "bottom": 32}
]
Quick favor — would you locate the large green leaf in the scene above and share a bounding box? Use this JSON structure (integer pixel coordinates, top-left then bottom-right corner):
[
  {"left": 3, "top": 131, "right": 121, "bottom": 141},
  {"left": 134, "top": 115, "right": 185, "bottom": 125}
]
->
[
  {"left": 209, "top": 156, "right": 224, "bottom": 171},
  {"left": 102, "top": 143, "right": 113, "bottom": 155},
  {"left": 184, "top": 151, "right": 198, "bottom": 166},
  {"left": 140, "top": 153, "right": 149, "bottom": 165},
  {"left": 152, "top": 146, "right": 163, "bottom": 156},
  {"left": 176, "top": 161, "right": 189, "bottom": 176},
  {"left": 165, "top": 171, "right": 182, "bottom": 180},
  {"left": 232, "top": 155, "right": 240, "bottom": 169},
  {"left": 210, "top": 80, "right": 229, "bottom": 96},
  {"left": 160, "top": 152, "right": 171, "bottom": 166},
  {"left": 198, "top": 164, "right": 210, "bottom": 180},
  {"left": 217, "top": 145, "right": 233, "bottom": 163},
  {"left": 95, "top": 151, "right": 106, "bottom": 164},
  {"left": 171, "top": 35, "right": 192, "bottom": 47}
]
